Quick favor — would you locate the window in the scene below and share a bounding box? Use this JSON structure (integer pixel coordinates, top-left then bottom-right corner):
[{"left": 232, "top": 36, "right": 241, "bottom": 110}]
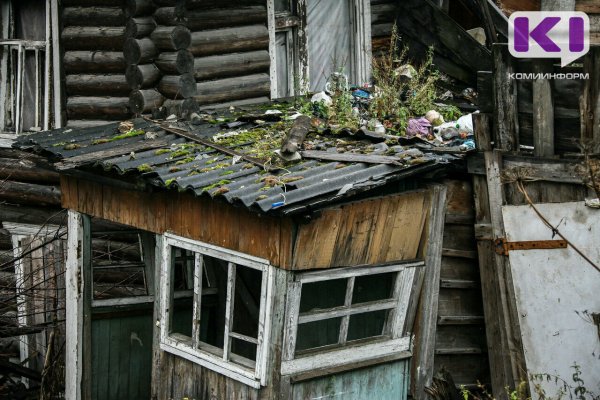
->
[
  {"left": 159, "top": 233, "right": 273, "bottom": 388},
  {"left": 0, "top": 0, "right": 61, "bottom": 134},
  {"left": 269, "top": 0, "right": 371, "bottom": 97},
  {"left": 281, "top": 261, "right": 422, "bottom": 376}
]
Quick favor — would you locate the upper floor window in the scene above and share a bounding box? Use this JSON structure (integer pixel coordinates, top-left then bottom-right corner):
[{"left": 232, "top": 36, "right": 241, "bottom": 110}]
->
[{"left": 0, "top": 0, "right": 61, "bottom": 135}]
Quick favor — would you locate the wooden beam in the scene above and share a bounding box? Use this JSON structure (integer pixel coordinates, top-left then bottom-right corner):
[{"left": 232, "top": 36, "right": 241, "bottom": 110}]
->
[
  {"left": 532, "top": 61, "right": 554, "bottom": 157},
  {"left": 581, "top": 46, "right": 600, "bottom": 151},
  {"left": 65, "top": 211, "right": 91, "bottom": 400},
  {"left": 492, "top": 44, "right": 519, "bottom": 152},
  {"left": 413, "top": 184, "right": 447, "bottom": 398}
]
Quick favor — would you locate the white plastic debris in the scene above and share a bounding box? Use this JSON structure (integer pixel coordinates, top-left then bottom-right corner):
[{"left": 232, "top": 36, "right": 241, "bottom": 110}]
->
[
  {"left": 311, "top": 91, "right": 332, "bottom": 106},
  {"left": 264, "top": 109, "right": 283, "bottom": 115},
  {"left": 585, "top": 198, "right": 600, "bottom": 209}
]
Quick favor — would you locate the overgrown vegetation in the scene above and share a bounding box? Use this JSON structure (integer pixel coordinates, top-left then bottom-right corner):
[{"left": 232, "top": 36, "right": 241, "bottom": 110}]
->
[{"left": 369, "top": 25, "right": 440, "bottom": 133}]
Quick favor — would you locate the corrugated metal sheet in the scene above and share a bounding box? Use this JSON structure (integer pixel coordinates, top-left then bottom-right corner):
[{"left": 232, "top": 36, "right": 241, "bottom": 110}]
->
[{"left": 14, "top": 116, "right": 462, "bottom": 215}]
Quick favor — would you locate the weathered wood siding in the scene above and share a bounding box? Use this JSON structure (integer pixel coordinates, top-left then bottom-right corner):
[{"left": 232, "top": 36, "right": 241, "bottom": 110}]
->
[
  {"left": 292, "top": 190, "right": 429, "bottom": 269},
  {"left": 576, "top": 0, "right": 600, "bottom": 44},
  {"left": 91, "top": 308, "right": 154, "bottom": 400},
  {"left": 61, "top": 175, "right": 294, "bottom": 268},
  {"left": 290, "top": 359, "right": 410, "bottom": 400}
]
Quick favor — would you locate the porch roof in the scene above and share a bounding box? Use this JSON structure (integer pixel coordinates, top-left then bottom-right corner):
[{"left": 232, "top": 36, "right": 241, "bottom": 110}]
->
[{"left": 14, "top": 107, "right": 466, "bottom": 215}]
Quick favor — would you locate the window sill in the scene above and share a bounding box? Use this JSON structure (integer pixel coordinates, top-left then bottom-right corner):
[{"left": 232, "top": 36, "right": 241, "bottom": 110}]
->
[
  {"left": 161, "top": 337, "right": 262, "bottom": 389},
  {"left": 280, "top": 336, "right": 412, "bottom": 377}
]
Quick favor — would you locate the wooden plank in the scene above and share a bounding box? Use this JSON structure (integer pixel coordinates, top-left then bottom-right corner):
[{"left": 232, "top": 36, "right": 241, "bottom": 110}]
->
[
  {"left": 492, "top": 44, "right": 519, "bottom": 152},
  {"left": 281, "top": 337, "right": 411, "bottom": 376},
  {"left": 292, "top": 208, "right": 341, "bottom": 270},
  {"left": 532, "top": 60, "right": 554, "bottom": 157},
  {"left": 413, "top": 184, "right": 447, "bottom": 396},
  {"left": 385, "top": 192, "right": 427, "bottom": 262},
  {"left": 581, "top": 46, "right": 600, "bottom": 151},
  {"left": 331, "top": 200, "right": 379, "bottom": 266}
]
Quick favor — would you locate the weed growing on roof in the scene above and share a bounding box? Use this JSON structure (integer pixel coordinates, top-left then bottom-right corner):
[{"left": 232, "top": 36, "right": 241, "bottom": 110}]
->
[
  {"left": 155, "top": 148, "right": 170, "bottom": 155},
  {"left": 201, "top": 179, "right": 231, "bottom": 192},
  {"left": 369, "top": 25, "right": 440, "bottom": 134},
  {"left": 438, "top": 104, "right": 462, "bottom": 122},
  {"left": 91, "top": 129, "right": 145, "bottom": 145},
  {"left": 63, "top": 143, "right": 81, "bottom": 150},
  {"left": 175, "top": 157, "right": 195, "bottom": 165},
  {"left": 220, "top": 170, "right": 234, "bottom": 176},
  {"left": 137, "top": 163, "right": 153, "bottom": 173},
  {"left": 164, "top": 178, "right": 176, "bottom": 187},
  {"left": 169, "top": 149, "right": 192, "bottom": 159}
]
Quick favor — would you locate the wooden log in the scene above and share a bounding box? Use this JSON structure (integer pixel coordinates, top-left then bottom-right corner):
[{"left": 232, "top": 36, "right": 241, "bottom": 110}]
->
[
  {"left": 124, "top": 0, "right": 154, "bottom": 18},
  {"left": 188, "top": 25, "right": 269, "bottom": 57},
  {"left": 130, "top": 89, "right": 165, "bottom": 113},
  {"left": 0, "top": 205, "right": 65, "bottom": 226},
  {"left": 154, "top": 6, "right": 266, "bottom": 31},
  {"left": 150, "top": 25, "right": 191, "bottom": 51},
  {"left": 0, "top": 181, "right": 61, "bottom": 207},
  {"left": 154, "top": 50, "right": 194, "bottom": 74},
  {"left": 63, "top": 7, "right": 125, "bottom": 26},
  {"left": 191, "top": 50, "right": 269, "bottom": 81},
  {"left": 161, "top": 98, "right": 199, "bottom": 117},
  {"left": 66, "top": 74, "right": 130, "bottom": 96},
  {"left": 66, "top": 96, "right": 130, "bottom": 120},
  {"left": 62, "top": 0, "right": 121, "bottom": 5},
  {"left": 126, "top": 64, "right": 161, "bottom": 89},
  {"left": 61, "top": 26, "right": 125, "bottom": 51},
  {"left": 0, "top": 158, "right": 59, "bottom": 183},
  {"left": 125, "top": 16, "right": 157, "bottom": 38},
  {"left": 123, "top": 37, "right": 158, "bottom": 64},
  {"left": 185, "top": 0, "right": 264, "bottom": 10},
  {"left": 193, "top": 73, "right": 269, "bottom": 105},
  {"left": 157, "top": 73, "right": 197, "bottom": 99},
  {"left": 280, "top": 116, "right": 311, "bottom": 155},
  {"left": 64, "top": 51, "right": 125, "bottom": 74}
]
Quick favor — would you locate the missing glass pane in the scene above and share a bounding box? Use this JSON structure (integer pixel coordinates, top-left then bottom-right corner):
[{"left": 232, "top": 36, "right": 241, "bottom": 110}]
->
[
  {"left": 230, "top": 337, "right": 257, "bottom": 365},
  {"left": 196, "top": 254, "right": 228, "bottom": 350},
  {"left": 232, "top": 266, "right": 262, "bottom": 339}
]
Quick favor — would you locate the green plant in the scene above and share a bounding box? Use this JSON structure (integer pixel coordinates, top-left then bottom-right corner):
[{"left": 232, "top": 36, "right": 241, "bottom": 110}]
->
[{"left": 369, "top": 24, "right": 441, "bottom": 134}]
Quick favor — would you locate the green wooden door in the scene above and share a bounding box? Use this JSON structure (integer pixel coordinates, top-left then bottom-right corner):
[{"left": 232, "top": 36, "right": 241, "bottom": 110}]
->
[{"left": 91, "top": 305, "right": 154, "bottom": 400}]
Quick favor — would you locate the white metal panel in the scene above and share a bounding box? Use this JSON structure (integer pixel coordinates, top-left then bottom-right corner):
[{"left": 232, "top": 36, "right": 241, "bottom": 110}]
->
[{"left": 502, "top": 201, "right": 600, "bottom": 397}]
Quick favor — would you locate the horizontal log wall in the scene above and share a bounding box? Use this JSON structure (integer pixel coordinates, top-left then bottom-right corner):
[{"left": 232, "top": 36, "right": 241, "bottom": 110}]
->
[
  {"left": 370, "top": 0, "right": 396, "bottom": 57},
  {"left": 151, "top": 0, "right": 270, "bottom": 109},
  {"left": 62, "top": 2, "right": 131, "bottom": 126}
]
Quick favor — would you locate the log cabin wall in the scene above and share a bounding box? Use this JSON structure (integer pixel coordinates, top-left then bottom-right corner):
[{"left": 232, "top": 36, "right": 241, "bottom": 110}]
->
[
  {"left": 62, "top": 0, "right": 130, "bottom": 128},
  {"left": 151, "top": 0, "right": 271, "bottom": 113}
]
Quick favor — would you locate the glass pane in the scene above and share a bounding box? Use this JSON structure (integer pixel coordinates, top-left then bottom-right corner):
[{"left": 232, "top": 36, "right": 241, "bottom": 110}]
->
[
  {"left": 299, "top": 278, "right": 347, "bottom": 313},
  {"left": 275, "top": 0, "right": 290, "bottom": 12},
  {"left": 347, "top": 310, "right": 389, "bottom": 341},
  {"left": 352, "top": 272, "right": 396, "bottom": 304},
  {"left": 295, "top": 318, "right": 342, "bottom": 352},
  {"left": 232, "top": 265, "right": 263, "bottom": 338},
  {"left": 197, "top": 254, "right": 228, "bottom": 350}
]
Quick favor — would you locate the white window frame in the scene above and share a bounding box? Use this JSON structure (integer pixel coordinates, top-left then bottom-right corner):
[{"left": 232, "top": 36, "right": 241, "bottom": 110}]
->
[
  {"left": 281, "top": 260, "right": 422, "bottom": 376},
  {"left": 159, "top": 232, "right": 274, "bottom": 389}
]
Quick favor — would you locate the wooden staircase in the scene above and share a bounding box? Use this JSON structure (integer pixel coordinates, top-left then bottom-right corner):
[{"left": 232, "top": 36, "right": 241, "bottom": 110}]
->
[{"left": 433, "top": 179, "right": 490, "bottom": 389}]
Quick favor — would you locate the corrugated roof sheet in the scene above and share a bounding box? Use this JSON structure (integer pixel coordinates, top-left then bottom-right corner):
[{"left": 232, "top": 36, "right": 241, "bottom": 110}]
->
[{"left": 14, "top": 113, "right": 464, "bottom": 215}]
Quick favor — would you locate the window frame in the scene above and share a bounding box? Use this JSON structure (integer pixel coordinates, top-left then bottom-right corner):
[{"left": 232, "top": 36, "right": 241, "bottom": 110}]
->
[
  {"left": 159, "top": 233, "right": 274, "bottom": 389},
  {"left": 281, "top": 260, "right": 422, "bottom": 376}
]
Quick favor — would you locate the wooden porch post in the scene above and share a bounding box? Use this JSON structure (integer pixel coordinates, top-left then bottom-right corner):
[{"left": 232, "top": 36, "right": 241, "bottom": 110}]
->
[{"left": 65, "top": 210, "right": 91, "bottom": 400}]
